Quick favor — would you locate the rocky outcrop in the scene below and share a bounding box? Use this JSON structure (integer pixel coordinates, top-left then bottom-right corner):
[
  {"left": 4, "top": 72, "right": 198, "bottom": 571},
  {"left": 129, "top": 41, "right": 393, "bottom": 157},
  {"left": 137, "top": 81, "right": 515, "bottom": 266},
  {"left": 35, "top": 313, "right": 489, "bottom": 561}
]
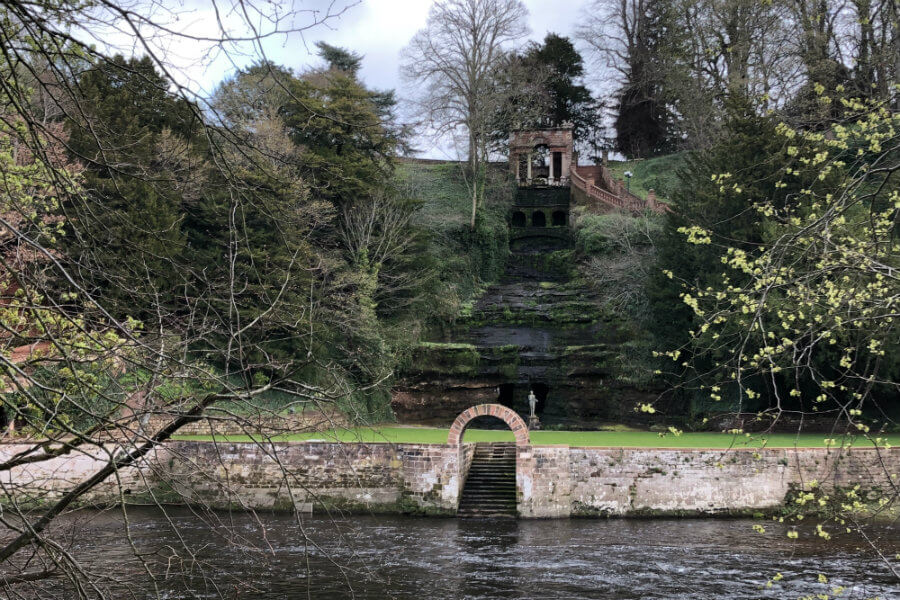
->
[{"left": 393, "top": 185, "right": 659, "bottom": 427}]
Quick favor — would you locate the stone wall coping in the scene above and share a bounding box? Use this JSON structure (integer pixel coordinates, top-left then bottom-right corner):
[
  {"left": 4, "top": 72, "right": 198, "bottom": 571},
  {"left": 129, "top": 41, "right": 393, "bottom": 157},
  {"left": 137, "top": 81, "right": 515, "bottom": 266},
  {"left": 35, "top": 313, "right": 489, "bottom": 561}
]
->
[
  {"left": 168, "top": 440, "right": 447, "bottom": 447},
  {"left": 157, "top": 440, "right": 897, "bottom": 453},
  {"left": 564, "top": 445, "right": 895, "bottom": 453},
  {"left": 17, "top": 439, "right": 884, "bottom": 453}
]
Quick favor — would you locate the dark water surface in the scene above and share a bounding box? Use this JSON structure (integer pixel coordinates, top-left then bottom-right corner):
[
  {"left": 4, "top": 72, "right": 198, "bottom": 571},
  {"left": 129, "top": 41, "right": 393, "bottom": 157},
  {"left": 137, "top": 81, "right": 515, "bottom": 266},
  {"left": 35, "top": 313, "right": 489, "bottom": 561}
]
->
[{"left": 32, "top": 508, "right": 900, "bottom": 599}]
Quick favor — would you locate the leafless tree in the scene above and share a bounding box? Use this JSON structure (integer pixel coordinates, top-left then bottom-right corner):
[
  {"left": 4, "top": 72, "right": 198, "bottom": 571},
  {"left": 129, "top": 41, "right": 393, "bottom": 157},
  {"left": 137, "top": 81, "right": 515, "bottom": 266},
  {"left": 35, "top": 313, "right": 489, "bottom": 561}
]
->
[
  {"left": 401, "top": 0, "right": 529, "bottom": 229},
  {"left": 0, "top": 1, "right": 407, "bottom": 597},
  {"left": 582, "top": 0, "right": 898, "bottom": 150}
]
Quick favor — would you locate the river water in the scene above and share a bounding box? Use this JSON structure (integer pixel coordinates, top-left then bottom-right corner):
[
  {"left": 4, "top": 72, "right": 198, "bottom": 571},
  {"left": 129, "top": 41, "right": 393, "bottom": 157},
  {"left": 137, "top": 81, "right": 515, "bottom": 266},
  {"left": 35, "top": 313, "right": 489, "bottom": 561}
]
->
[{"left": 20, "top": 507, "right": 898, "bottom": 599}]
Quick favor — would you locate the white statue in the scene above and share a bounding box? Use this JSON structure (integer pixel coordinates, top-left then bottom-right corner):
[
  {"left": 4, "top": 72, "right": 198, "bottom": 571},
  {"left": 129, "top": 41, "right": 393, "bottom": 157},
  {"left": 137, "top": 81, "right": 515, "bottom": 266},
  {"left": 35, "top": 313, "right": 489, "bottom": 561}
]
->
[{"left": 528, "top": 389, "right": 537, "bottom": 418}]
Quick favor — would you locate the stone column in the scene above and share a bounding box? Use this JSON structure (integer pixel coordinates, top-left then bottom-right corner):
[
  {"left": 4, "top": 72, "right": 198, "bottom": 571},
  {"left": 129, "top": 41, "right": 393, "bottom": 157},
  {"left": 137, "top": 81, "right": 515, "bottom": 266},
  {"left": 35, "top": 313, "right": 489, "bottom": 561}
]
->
[
  {"left": 526, "top": 152, "right": 533, "bottom": 182},
  {"left": 549, "top": 152, "right": 555, "bottom": 182}
]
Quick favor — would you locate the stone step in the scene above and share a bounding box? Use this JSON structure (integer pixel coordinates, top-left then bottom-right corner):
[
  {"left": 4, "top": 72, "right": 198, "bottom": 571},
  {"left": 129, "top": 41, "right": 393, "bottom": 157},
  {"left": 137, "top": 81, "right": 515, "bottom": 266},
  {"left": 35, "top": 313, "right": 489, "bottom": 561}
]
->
[
  {"left": 467, "top": 468, "right": 515, "bottom": 473},
  {"left": 457, "top": 510, "right": 516, "bottom": 520},
  {"left": 458, "top": 442, "right": 518, "bottom": 519},
  {"left": 460, "top": 496, "right": 515, "bottom": 501}
]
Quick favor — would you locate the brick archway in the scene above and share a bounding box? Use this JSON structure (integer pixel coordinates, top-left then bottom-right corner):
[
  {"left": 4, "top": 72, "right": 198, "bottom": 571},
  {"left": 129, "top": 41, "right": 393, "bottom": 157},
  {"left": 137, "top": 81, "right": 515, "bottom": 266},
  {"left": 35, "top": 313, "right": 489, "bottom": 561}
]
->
[{"left": 447, "top": 404, "right": 530, "bottom": 446}]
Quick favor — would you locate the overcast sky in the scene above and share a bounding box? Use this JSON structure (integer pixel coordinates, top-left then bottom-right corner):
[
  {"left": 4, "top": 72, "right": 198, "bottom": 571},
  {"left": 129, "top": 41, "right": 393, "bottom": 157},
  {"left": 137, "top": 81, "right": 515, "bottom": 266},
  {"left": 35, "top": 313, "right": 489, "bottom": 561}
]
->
[
  {"left": 294, "top": 0, "right": 589, "bottom": 93},
  {"left": 168, "top": 1, "right": 591, "bottom": 95},
  {"left": 292, "top": 0, "right": 592, "bottom": 157},
  {"left": 112, "top": 1, "right": 593, "bottom": 157}
]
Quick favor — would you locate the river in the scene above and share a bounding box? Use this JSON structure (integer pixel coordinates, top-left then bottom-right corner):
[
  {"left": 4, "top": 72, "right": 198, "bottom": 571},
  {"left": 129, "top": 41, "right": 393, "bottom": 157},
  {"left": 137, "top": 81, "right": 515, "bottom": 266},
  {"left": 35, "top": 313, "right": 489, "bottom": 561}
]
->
[{"left": 18, "top": 507, "right": 899, "bottom": 599}]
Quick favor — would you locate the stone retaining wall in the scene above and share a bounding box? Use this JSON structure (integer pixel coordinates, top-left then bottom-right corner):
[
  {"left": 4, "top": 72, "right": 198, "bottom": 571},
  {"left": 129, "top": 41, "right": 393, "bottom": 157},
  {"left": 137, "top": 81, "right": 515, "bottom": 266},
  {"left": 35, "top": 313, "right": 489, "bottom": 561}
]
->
[
  {"left": 520, "top": 445, "right": 900, "bottom": 518},
  {"left": 2, "top": 442, "right": 897, "bottom": 518},
  {"left": 158, "top": 441, "right": 461, "bottom": 514},
  {"left": 0, "top": 444, "right": 162, "bottom": 507}
]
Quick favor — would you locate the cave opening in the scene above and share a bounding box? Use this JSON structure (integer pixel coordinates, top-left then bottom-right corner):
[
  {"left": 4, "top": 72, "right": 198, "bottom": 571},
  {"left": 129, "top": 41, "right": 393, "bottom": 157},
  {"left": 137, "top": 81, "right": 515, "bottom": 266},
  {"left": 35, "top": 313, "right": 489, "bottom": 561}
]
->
[
  {"left": 497, "top": 383, "right": 515, "bottom": 408},
  {"left": 530, "top": 382, "right": 549, "bottom": 415}
]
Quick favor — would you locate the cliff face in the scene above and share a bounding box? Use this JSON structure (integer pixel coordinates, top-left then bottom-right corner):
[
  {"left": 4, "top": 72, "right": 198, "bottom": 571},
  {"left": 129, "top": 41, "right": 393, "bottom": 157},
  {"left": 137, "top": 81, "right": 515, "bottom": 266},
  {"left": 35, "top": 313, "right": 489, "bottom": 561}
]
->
[{"left": 392, "top": 186, "right": 659, "bottom": 427}]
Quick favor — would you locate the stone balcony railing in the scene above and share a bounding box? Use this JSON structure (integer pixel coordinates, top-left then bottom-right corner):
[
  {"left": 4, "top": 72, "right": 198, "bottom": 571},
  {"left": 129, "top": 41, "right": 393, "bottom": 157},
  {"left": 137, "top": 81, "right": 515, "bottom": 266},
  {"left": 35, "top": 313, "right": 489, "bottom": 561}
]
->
[{"left": 571, "top": 165, "right": 669, "bottom": 214}]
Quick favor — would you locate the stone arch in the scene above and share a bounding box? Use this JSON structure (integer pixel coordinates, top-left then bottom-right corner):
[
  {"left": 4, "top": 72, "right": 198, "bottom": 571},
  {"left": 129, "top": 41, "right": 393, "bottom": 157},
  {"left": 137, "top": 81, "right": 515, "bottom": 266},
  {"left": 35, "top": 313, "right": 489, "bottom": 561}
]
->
[
  {"left": 551, "top": 210, "right": 567, "bottom": 226},
  {"left": 531, "top": 210, "right": 546, "bottom": 227},
  {"left": 447, "top": 404, "right": 530, "bottom": 446},
  {"left": 511, "top": 210, "right": 527, "bottom": 227},
  {"left": 531, "top": 144, "right": 550, "bottom": 181}
]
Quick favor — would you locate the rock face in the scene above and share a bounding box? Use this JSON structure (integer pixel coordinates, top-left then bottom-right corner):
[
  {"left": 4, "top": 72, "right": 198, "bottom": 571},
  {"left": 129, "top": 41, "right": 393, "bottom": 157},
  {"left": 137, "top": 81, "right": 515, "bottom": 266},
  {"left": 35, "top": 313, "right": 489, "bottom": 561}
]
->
[{"left": 392, "top": 186, "right": 657, "bottom": 427}]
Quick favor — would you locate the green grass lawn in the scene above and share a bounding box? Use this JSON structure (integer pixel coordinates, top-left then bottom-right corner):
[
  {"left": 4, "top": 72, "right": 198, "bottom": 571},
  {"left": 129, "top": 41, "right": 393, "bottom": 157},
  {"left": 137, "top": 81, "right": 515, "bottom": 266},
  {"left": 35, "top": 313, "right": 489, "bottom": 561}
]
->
[
  {"left": 173, "top": 427, "right": 898, "bottom": 448},
  {"left": 605, "top": 153, "right": 687, "bottom": 203},
  {"left": 396, "top": 161, "right": 472, "bottom": 228}
]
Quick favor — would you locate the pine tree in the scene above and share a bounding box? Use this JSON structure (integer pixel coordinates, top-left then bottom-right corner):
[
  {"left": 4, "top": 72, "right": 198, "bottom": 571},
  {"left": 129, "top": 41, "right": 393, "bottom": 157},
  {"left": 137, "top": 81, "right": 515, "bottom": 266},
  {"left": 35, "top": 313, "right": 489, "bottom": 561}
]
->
[{"left": 527, "top": 34, "right": 600, "bottom": 137}]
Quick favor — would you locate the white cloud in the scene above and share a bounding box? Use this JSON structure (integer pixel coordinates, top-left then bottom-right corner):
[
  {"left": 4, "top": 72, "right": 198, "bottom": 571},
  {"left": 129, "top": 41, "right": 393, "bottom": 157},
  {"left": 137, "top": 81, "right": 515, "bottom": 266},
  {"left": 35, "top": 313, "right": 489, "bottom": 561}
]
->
[{"left": 87, "top": 0, "right": 592, "bottom": 157}]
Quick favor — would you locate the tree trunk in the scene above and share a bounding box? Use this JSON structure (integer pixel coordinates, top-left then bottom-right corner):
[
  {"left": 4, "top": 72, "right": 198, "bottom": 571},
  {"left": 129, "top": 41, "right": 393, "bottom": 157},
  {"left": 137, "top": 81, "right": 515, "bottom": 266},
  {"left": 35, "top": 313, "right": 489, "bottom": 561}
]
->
[
  {"left": 469, "top": 131, "right": 478, "bottom": 230},
  {"left": 471, "top": 178, "right": 478, "bottom": 229}
]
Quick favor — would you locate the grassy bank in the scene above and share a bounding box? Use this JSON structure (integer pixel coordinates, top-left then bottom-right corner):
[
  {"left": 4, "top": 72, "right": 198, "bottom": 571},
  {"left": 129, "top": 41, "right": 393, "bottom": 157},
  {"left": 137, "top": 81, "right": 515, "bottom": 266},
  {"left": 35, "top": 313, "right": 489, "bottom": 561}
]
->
[
  {"left": 173, "top": 427, "right": 899, "bottom": 448},
  {"left": 394, "top": 161, "right": 511, "bottom": 320},
  {"left": 605, "top": 153, "right": 687, "bottom": 202}
]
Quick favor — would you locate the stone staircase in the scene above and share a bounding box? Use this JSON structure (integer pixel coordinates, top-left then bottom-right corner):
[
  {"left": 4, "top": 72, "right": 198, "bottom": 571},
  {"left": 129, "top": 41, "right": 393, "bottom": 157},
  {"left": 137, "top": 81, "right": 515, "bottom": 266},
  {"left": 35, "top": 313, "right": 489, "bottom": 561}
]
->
[{"left": 457, "top": 443, "right": 517, "bottom": 518}]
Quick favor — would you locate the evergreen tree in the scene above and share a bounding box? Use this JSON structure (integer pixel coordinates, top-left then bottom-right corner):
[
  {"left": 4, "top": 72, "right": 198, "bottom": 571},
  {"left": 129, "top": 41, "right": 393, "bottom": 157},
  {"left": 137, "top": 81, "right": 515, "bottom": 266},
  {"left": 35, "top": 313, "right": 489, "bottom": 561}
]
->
[
  {"left": 647, "top": 99, "right": 832, "bottom": 413},
  {"left": 315, "top": 41, "right": 363, "bottom": 76},
  {"left": 282, "top": 61, "right": 402, "bottom": 208},
  {"left": 495, "top": 34, "right": 601, "bottom": 148},
  {"left": 612, "top": 0, "right": 673, "bottom": 157},
  {"left": 526, "top": 34, "right": 599, "bottom": 138},
  {"left": 649, "top": 101, "right": 783, "bottom": 346},
  {"left": 64, "top": 55, "right": 202, "bottom": 316}
]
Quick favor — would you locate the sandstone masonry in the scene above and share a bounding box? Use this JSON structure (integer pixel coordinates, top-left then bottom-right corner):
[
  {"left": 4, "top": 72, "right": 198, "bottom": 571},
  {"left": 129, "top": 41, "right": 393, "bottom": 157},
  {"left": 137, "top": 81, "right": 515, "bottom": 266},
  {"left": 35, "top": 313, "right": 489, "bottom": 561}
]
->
[{"left": 2, "top": 442, "right": 897, "bottom": 518}]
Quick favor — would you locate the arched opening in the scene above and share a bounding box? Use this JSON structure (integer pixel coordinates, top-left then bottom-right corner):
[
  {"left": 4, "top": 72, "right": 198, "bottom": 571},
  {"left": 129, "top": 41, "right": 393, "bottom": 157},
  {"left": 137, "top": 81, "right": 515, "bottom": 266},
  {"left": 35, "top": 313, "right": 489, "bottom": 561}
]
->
[
  {"left": 531, "top": 144, "right": 549, "bottom": 181},
  {"left": 517, "top": 153, "right": 528, "bottom": 181},
  {"left": 552, "top": 151, "right": 563, "bottom": 182},
  {"left": 530, "top": 382, "right": 549, "bottom": 415},
  {"left": 511, "top": 211, "right": 526, "bottom": 227},
  {"left": 466, "top": 414, "right": 514, "bottom": 432},
  {"left": 531, "top": 210, "right": 546, "bottom": 227},
  {"left": 447, "top": 404, "right": 529, "bottom": 446},
  {"left": 552, "top": 210, "right": 567, "bottom": 226},
  {"left": 449, "top": 404, "right": 528, "bottom": 519}
]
